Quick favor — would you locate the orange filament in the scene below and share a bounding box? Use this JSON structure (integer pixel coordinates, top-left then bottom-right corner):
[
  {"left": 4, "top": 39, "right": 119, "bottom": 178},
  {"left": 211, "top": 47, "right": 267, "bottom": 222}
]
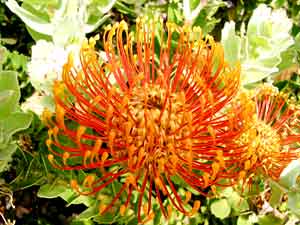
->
[
  {"left": 120, "top": 205, "right": 126, "bottom": 216},
  {"left": 62, "top": 152, "right": 70, "bottom": 166},
  {"left": 190, "top": 200, "right": 201, "bottom": 216}
]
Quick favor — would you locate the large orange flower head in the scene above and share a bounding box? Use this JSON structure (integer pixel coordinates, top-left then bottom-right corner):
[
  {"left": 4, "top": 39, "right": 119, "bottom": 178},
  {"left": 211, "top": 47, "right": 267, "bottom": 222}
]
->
[
  {"left": 44, "top": 18, "right": 247, "bottom": 222},
  {"left": 237, "top": 84, "right": 300, "bottom": 183}
]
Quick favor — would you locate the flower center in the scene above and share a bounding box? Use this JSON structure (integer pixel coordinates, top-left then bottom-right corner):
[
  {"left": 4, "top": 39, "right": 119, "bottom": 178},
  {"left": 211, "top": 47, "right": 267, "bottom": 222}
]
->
[
  {"left": 109, "top": 84, "right": 193, "bottom": 174},
  {"left": 237, "top": 118, "right": 281, "bottom": 176},
  {"left": 254, "top": 120, "right": 281, "bottom": 157}
]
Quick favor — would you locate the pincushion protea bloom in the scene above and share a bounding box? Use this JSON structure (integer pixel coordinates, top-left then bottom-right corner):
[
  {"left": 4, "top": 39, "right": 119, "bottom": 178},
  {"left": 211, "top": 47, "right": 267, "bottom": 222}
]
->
[
  {"left": 237, "top": 85, "right": 300, "bottom": 184},
  {"left": 44, "top": 18, "right": 248, "bottom": 222}
]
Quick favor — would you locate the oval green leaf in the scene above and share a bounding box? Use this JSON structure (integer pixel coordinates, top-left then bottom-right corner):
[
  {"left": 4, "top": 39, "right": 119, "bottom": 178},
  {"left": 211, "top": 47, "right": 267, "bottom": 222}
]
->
[{"left": 210, "top": 198, "right": 231, "bottom": 219}]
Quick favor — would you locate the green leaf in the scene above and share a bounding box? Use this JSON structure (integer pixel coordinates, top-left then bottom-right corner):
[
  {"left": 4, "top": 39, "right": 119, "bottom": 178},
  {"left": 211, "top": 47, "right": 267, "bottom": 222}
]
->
[
  {"left": 67, "top": 195, "right": 96, "bottom": 207},
  {"left": 22, "top": 0, "right": 59, "bottom": 18},
  {"left": 0, "top": 142, "right": 17, "bottom": 160},
  {"left": 210, "top": 198, "right": 231, "bottom": 219},
  {"left": 153, "top": 209, "right": 162, "bottom": 225},
  {"left": 93, "top": 213, "right": 121, "bottom": 224},
  {"left": 279, "top": 160, "right": 300, "bottom": 190},
  {"left": 7, "top": 51, "right": 28, "bottom": 71},
  {"left": 0, "top": 143, "right": 17, "bottom": 172},
  {"left": 221, "top": 21, "right": 241, "bottom": 66},
  {"left": 241, "top": 63, "right": 278, "bottom": 84},
  {"left": 5, "top": 0, "right": 54, "bottom": 35},
  {"left": 88, "top": 0, "right": 117, "bottom": 14},
  {"left": 270, "top": 0, "right": 286, "bottom": 8},
  {"left": 0, "top": 70, "right": 20, "bottom": 99},
  {"left": 10, "top": 156, "right": 47, "bottom": 190},
  {"left": 26, "top": 26, "right": 52, "bottom": 42},
  {"left": 0, "top": 112, "right": 32, "bottom": 139},
  {"left": 221, "top": 4, "right": 294, "bottom": 85},
  {"left": 0, "top": 90, "right": 19, "bottom": 120},
  {"left": 84, "top": 14, "right": 110, "bottom": 33},
  {"left": 168, "top": 1, "right": 183, "bottom": 24},
  {"left": 0, "top": 46, "right": 7, "bottom": 67},
  {"left": 126, "top": 217, "right": 138, "bottom": 225},
  {"left": 237, "top": 216, "right": 252, "bottom": 225},
  {"left": 70, "top": 220, "right": 94, "bottom": 225},
  {"left": 75, "top": 205, "right": 99, "bottom": 221},
  {"left": 193, "top": 1, "right": 226, "bottom": 34},
  {"left": 278, "top": 33, "right": 300, "bottom": 71},
  {"left": 38, "top": 183, "right": 67, "bottom": 198},
  {"left": 0, "top": 38, "right": 17, "bottom": 45},
  {"left": 84, "top": 0, "right": 116, "bottom": 33},
  {"left": 114, "top": 1, "right": 136, "bottom": 15},
  {"left": 6, "top": 0, "right": 113, "bottom": 45},
  {"left": 0, "top": 70, "right": 32, "bottom": 173},
  {"left": 220, "top": 187, "right": 234, "bottom": 197},
  {"left": 274, "top": 80, "right": 288, "bottom": 91},
  {"left": 287, "top": 191, "right": 300, "bottom": 217},
  {"left": 268, "top": 180, "right": 284, "bottom": 207},
  {"left": 258, "top": 214, "right": 284, "bottom": 225},
  {"left": 193, "top": 10, "right": 220, "bottom": 35},
  {"left": 38, "top": 183, "right": 74, "bottom": 201},
  {"left": 228, "top": 193, "right": 249, "bottom": 214},
  {"left": 219, "top": 187, "right": 249, "bottom": 214}
]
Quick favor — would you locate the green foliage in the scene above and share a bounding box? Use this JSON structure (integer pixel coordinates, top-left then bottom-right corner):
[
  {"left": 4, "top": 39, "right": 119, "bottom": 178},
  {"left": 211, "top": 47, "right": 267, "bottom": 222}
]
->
[
  {"left": 237, "top": 216, "right": 253, "bottom": 225},
  {"left": 0, "top": 70, "right": 32, "bottom": 172},
  {"left": 268, "top": 180, "right": 284, "bottom": 208},
  {"left": 113, "top": 0, "right": 137, "bottom": 16},
  {"left": 279, "top": 160, "right": 300, "bottom": 190},
  {"left": 221, "top": 4, "right": 295, "bottom": 85},
  {"left": 210, "top": 198, "right": 231, "bottom": 219},
  {"left": 207, "top": 187, "right": 250, "bottom": 223},
  {"left": 192, "top": 0, "right": 228, "bottom": 35},
  {"left": 258, "top": 214, "right": 284, "bottom": 225},
  {"left": 0, "top": 46, "right": 27, "bottom": 73},
  {"left": 273, "top": 71, "right": 300, "bottom": 104},
  {"left": 279, "top": 160, "right": 300, "bottom": 217},
  {"left": 167, "top": 0, "right": 228, "bottom": 35},
  {"left": 0, "top": 0, "right": 34, "bottom": 55},
  {"left": 0, "top": 44, "right": 33, "bottom": 102},
  {"left": 277, "top": 33, "right": 300, "bottom": 71},
  {"left": 9, "top": 113, "right": 52, "bottom": 190},
  {"left": 287, "top": 192, "right": 300, "bottom": 217},
  {"left": 271, "top": 0, "right": 300, "bottom": 35},
  {"left": 38, "top": 183, "right": 96, "bottom": 208},
  {"left": 5, "top": 0, "right": 116, "bottom": 44}
]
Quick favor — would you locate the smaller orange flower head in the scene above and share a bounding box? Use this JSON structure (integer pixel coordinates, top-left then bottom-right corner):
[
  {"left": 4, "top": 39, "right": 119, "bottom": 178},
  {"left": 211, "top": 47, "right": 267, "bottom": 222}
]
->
[
  {"left": 44, "top": 18, "right": 247, "bottom": 221},
  {"left": 237, "top": 84, "right": 300, "bottom": 183}
]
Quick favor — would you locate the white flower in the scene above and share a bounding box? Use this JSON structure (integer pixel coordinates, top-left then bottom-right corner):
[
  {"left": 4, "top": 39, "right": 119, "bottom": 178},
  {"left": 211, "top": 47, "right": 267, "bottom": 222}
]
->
[{"left": 28, "top": 40, "right": 80, "bottom": 95}]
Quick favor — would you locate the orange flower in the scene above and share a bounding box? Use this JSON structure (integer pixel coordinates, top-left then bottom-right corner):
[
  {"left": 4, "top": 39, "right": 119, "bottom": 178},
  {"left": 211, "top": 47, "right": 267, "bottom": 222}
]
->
[
  {"left": 44, "top": 18, "right": 247, "bottom": 222},
  {"left": 237, "top": 85, "right": 300, "bottom": 183}
]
